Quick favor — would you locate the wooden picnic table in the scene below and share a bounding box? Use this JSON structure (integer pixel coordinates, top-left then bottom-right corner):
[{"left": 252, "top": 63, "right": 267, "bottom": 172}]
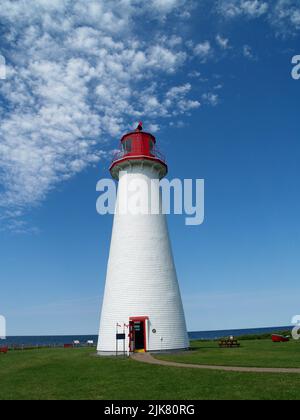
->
[{"left": 219, "top": 339, "right": 240, "bottom": 348}]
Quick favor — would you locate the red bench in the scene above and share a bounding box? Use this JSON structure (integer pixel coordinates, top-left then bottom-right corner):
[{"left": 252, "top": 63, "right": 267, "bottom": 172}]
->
[
  {"left": 0, "top": 347, "right": 8, "bottom": 354},
  {"left": 64, "top": 344, "right": 73, "bottom": 349},
  {"left": 272, "top": 334, "right": 289, "bottom": 343}
]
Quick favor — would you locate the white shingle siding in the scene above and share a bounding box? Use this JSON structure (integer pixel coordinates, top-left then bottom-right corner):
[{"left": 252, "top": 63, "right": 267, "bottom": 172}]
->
[{"left": 97, "top": 162, "right": 189, "bottom": 354}]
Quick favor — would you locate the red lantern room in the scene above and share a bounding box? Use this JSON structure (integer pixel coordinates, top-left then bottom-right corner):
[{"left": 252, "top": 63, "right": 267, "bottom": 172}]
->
[{"left": 110, "top": 122, "right": 168, "bottom": 180}]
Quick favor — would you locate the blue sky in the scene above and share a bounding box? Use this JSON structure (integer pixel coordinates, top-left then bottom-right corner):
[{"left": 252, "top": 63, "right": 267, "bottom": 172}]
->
[{"left": 1, "top": 0, "right": 300, "bottom": 335}]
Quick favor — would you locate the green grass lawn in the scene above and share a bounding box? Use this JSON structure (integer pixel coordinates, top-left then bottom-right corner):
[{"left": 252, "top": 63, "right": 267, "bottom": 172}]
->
[
  {"left": 1, "top": 343, "right": 300, "bottom": 400},
  {"left": 157, "top": 339, "right": 300, "bottom": 368}
]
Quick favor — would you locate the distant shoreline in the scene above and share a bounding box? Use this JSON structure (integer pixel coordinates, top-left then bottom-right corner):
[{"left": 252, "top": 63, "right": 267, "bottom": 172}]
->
[{"left": 1, "top": 326, "right": 292, "bottom": 346}]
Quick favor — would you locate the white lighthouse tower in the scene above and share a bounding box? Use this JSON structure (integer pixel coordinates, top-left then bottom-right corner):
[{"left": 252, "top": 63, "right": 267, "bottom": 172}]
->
[{"left": 97, "top": 123, "right": 189, "bottom": 355}]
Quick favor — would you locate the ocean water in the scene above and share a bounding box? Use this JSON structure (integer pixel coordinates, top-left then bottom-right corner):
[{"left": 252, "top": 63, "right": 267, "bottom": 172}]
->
[
  {"left": 0, "top": 326, "right": 292, "bottom": 347},
  {"left": 0, "top": 335, "right": 98, "bottom": 347}
]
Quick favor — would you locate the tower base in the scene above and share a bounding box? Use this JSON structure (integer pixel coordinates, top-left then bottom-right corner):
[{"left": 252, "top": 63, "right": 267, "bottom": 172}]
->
[{"left": 96, "top": 347, "right": 190, "bottom": 357}]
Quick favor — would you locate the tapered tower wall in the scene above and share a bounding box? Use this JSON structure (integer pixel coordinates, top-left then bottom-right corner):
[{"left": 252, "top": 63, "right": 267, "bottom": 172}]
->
[{"left": 97, "top": 162, "right": 189, "bottom": 354}]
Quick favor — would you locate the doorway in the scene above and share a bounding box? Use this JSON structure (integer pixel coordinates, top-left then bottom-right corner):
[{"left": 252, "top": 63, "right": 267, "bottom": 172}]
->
[{"left": 129, "top": 317, "right": 148, "bottom": 353}]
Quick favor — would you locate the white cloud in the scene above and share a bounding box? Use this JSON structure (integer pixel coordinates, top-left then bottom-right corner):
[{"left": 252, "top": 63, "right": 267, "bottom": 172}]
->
[
  {"left": 218, "top": 0, "right": 269, "bottom": 19},
  {"left": 147, "top": 123, "right": 160, "bottom": 133},
  {"left": 151, "top": 0, "right": 186, "bottom": 14},
  {"left": 0, "top": 0, "right": 201, "bottom": 231},
  {"left": 188, "top": 70, "right": 202, "bottom": 78},
  {"left": 165, "top": 84, "right": 201, "bottom": 113},
  {"left": 202, "top": 93, "right": 220, "bottom": 107},
  {"left": 243, "top": 44, "right": 256, "bottom": 59},
  {"left": 147, "top": 45, "right": 187, "bottom": 73},
  {"left": 269, "top": 0, "right": 300, "bottom": 35},
  {"left": 141, "top": 83, "right": 201, "bottom": 118},
  {"left": 193, "top": 41, "right": 213, "bottom": 62},
  {"left": 216, "top": 35, "right": 230, "bottom": 49},
  {"left": 218, "top": 0, "right": 300, "bottom": 36}
]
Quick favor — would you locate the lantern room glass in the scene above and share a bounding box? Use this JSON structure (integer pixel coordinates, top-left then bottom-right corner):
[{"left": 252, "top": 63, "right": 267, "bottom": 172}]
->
[{"left": 123, "top": 138, "right": 132, "bottom": 153}]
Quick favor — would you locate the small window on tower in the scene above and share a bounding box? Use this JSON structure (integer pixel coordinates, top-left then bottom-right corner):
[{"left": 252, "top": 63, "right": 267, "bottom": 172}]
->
[{"left": 123, "top": 139, "right": 132, "bottom": 153}]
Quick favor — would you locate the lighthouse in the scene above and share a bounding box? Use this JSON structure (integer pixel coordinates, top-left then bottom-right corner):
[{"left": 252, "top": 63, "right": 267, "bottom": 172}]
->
[{"left": 97, "top": 123, "right": 189, "bottom": 355}]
